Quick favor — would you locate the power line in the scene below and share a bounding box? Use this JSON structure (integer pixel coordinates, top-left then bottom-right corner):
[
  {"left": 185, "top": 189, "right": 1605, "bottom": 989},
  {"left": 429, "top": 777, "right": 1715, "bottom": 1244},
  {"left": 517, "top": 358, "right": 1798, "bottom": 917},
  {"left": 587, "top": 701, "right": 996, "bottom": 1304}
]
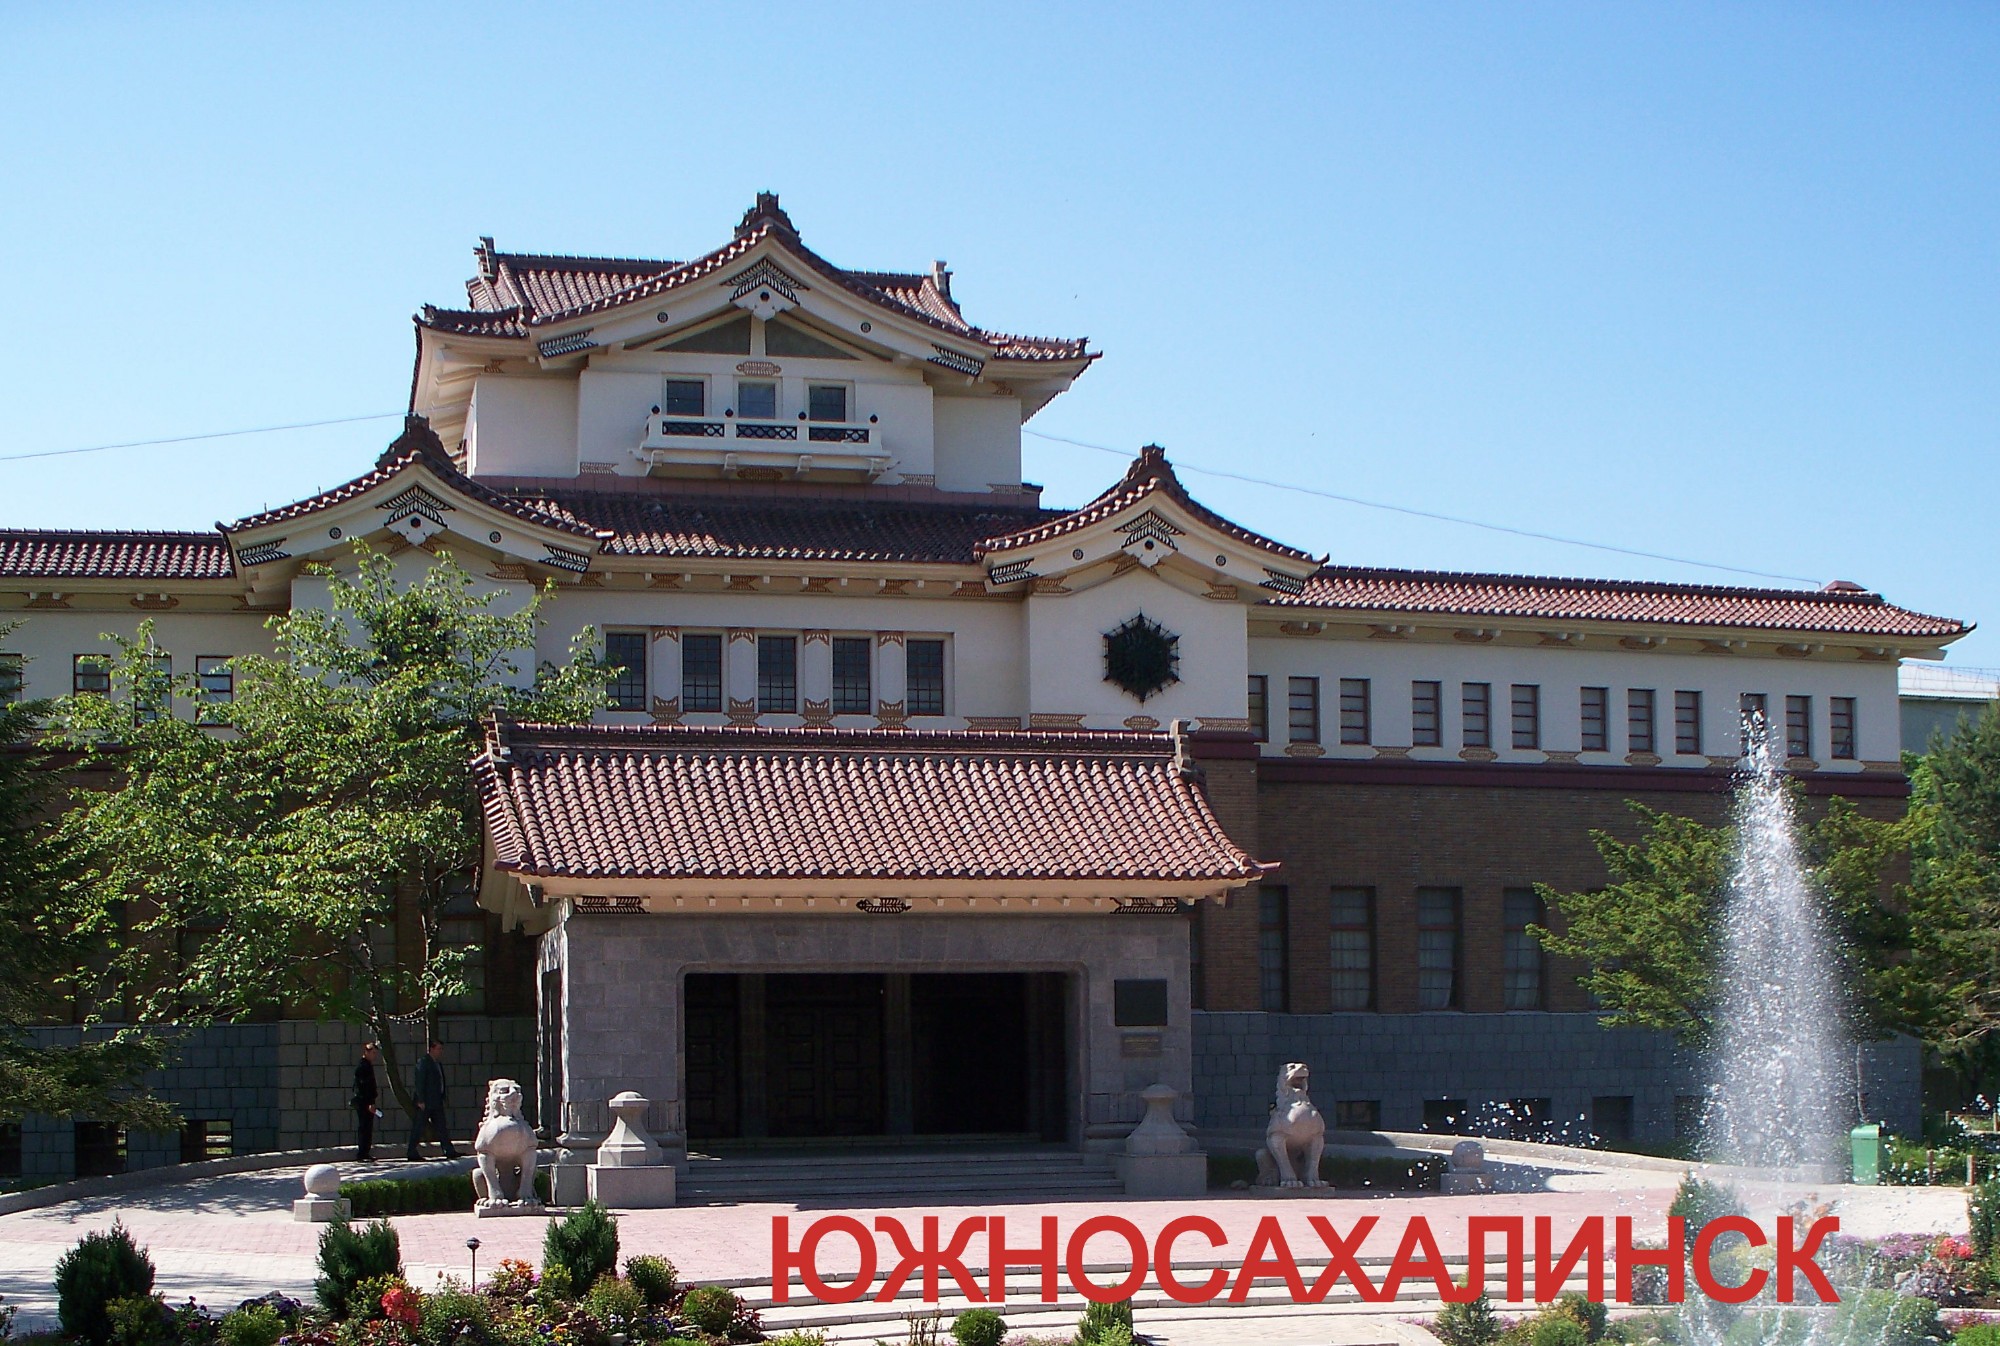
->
[
  {"left": 0, "top": 412, "right": 407, "bottom": 464},
  {"left": 1024, "top": 428, "right": 1823, "bottom": 587}
]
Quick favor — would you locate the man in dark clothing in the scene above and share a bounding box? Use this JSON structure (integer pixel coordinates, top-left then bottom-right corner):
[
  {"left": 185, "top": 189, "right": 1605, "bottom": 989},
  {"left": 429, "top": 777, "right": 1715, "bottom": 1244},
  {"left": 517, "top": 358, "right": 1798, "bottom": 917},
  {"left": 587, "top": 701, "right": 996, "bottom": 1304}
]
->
[
  {"left": 352, "top": 1042, "right": 381, "bottom": 1161},
  {"left": 406, "top": 1040, "right": 459, "bottom": 1160}
]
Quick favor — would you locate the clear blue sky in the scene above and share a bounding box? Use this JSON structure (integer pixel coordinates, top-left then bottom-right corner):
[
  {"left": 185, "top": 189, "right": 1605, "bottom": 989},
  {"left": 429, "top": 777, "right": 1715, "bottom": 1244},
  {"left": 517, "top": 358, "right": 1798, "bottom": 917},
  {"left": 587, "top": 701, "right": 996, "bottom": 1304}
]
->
[{"left": 3, "top": 4, "right": 1995, "bottom": 662}]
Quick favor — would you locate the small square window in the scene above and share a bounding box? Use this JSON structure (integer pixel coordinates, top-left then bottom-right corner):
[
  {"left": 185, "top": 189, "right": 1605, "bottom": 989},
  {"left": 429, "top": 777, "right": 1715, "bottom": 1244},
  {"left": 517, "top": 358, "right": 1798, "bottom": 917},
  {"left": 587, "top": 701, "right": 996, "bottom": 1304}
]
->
[
  {"left": 1113, "top": 979, "right": 1169, "bottom": 1027},
  {"left": 74, "top": 1121, "right": 126, "bottom": 1178},
  {"left": 1333, "top": 1100, "right": 1381, "bottom": 1130},
  {"left": 832, "top": 637, "right": 872, "bottom": 715},
  {"left": 196, "top": 655, "right": 233, "bottom": 704},
  {"left": 73, "top": 654, "right": 110, "bottom": 697},
  {"left": 1592, "top": 1095, "right": 1635, "bottom": 1142},
  {"left": 1422, "top": 1098, "right": 1469, "bottom": 1134},
  {"left": 180, "top": 1118, "right": 233, "bottom": 1163},
  {"left": 661, "top": 379, "right": 705, "bottom": 417},
  {"left": 681, "top": 634, "right": 723, "bottom": 713},
  {"left": 736, "top": 380, "right": 778, "bottom": 419},
  {"left": 807, "top": 384, "right": 848, "bottom": 422},
  {"left": 604, "top": 632, "right": 648, "bottom": 712}
]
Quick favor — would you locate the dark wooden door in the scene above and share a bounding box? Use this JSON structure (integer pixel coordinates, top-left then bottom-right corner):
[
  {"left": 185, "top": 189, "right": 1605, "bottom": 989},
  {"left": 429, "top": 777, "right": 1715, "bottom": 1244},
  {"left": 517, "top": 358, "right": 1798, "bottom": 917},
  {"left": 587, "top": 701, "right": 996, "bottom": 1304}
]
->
[
  {"left": 766, "top": 975, "right": 885, "bottom": 1137},
  {"left": 683, "top": 974, "right": 741, "bottom": 1140}
]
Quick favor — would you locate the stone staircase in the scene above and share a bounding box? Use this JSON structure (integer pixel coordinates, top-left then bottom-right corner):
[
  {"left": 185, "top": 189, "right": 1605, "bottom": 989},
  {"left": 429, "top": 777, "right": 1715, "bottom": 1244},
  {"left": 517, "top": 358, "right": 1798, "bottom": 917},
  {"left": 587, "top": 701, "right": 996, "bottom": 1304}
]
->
[{"left": 678, "top": 1145, "right": 1126, "bottom": 1208}]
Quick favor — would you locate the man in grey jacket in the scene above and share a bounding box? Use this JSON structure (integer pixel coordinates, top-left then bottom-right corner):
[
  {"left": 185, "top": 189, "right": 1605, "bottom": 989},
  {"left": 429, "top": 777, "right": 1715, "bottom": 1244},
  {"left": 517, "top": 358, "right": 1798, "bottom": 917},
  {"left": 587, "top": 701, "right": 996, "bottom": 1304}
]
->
[{"left": 405, "top": 1040, "right": 460, "bottom": 1160}]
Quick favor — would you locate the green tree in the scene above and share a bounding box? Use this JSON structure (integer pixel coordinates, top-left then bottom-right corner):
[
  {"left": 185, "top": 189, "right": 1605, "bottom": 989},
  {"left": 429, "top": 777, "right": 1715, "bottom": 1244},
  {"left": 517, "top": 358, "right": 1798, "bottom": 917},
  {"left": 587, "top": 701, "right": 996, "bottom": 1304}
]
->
[
  {"left": 56, "top": 549, "right": 610, "bottom": 1116},
  {"left": 1532, "top": 795, "right": 1919, "bottom": 1050},
  {"left": 0, "top": 625, "right": 172, "bottom": 1127}
]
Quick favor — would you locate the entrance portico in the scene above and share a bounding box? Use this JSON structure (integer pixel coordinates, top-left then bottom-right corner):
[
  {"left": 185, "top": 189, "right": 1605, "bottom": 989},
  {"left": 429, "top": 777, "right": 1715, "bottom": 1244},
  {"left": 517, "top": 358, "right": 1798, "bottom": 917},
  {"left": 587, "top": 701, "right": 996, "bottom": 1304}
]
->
[{"left": 475, "top": 719, "right": 1269, "bottom": 1173}]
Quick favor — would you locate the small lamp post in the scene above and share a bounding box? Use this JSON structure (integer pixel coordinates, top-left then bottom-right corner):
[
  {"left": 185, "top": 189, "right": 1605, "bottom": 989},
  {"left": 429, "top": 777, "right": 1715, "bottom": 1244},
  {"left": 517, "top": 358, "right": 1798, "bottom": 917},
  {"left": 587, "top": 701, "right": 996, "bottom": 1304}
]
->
[{"left": 466, "top": 1236, "right": 481, "bottom": 1288}]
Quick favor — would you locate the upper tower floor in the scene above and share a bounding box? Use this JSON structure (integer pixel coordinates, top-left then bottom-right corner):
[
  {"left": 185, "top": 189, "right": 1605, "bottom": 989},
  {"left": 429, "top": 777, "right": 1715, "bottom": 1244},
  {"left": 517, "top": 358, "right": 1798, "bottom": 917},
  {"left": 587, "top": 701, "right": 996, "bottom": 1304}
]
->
[{"left": 411, "top": 194, "right": 1096, "bottom": 496}]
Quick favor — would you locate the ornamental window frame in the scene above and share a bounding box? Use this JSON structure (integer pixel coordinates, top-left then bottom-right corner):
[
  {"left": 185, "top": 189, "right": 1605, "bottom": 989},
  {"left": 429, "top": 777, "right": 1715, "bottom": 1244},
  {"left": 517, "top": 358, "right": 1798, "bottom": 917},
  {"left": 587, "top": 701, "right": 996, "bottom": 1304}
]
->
[{"left": 659, "top": 376, "right": 708, "bottom": 418}]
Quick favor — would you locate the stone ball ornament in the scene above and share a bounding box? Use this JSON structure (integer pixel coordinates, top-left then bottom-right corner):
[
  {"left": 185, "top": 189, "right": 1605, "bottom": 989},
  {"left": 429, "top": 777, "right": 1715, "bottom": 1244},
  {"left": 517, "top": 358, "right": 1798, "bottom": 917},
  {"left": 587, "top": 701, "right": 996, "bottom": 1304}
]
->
[{"left": 302, "top": 1163, "right": 341, "bottom": 1197}]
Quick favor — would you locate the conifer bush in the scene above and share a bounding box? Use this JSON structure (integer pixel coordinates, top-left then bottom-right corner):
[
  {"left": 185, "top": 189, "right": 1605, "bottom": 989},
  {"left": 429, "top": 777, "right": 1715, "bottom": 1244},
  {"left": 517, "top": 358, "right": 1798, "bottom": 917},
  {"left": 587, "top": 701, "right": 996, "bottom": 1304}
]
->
[
  {"left": 542, "top": 1201, "right": 619, "bottom": 1297},
  {"left": 949, "top": 1307, "right": 1006, "bottom": 1346},
  {"left": 313, "top": 1218, "right": 403, "bottom": 1318},
  {"left": 54, "top": 1221, "right": 155, "bottom": 1345},
  {"left": 624, "top": 1254, "right": 678, "bottom": 1307}
]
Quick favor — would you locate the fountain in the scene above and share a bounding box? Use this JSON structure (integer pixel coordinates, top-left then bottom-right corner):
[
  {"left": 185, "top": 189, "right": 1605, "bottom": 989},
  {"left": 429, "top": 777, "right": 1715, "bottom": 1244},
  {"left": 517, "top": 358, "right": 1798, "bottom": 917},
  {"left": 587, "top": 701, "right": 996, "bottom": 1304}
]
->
[{"left": 1703, "top": 715, "right": 1852, "bottom": 1173}]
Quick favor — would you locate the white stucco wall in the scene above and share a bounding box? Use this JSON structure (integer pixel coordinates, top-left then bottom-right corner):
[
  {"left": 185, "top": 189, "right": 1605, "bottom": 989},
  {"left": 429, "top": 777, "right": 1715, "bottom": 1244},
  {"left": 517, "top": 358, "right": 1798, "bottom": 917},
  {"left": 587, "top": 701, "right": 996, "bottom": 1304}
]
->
[
  {"left": 1247, "top": 633, "right": 1903, "bottom": 767},
  {"left": 933, "top": 394, "right": 1022, "bottom": 492},
  {"left": 0, "top": 609, "right": 274, "bottom": 702},
  {"left": 1025, "top": 570, "right": 1249, "bottom": 727},
  {"left": 466, "top": 376, "right": 579, "bottom": 478}
]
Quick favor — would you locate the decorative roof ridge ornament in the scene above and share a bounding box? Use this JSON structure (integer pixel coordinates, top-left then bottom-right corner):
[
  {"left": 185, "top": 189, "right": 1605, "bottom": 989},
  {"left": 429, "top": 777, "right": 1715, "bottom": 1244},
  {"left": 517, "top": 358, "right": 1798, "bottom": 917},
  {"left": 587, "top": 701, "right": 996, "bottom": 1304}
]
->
[{"left": 735, "top": 191, "right": 798, "bottom": 240}]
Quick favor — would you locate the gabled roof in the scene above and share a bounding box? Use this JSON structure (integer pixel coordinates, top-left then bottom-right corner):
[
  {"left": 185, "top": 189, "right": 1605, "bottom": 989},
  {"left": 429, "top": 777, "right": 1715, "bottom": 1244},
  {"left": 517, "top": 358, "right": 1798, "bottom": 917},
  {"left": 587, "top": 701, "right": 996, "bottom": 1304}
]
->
[
  {"left": 0, "top": 529, "right": 234, "bottom": 581},
  {"left": 476, "top": 720, "right": 1267, "bottom": 887},
  {"left": 975, "top": 445, "right": 1321, "bottom": 564},
  {"left": 1271, "top": 565, "right": 1970, "bottom": 640},
  {"left": 419, "top": 194, "right": 1092, "bottom": 362}
]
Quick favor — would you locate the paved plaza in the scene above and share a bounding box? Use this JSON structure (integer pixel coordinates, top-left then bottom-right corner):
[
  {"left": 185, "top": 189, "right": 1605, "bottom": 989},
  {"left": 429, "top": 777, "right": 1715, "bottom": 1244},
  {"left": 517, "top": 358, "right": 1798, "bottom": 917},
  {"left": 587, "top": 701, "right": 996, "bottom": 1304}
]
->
[{"left": 0, "top": 1147, "right": 1970, "bottom": 1344}]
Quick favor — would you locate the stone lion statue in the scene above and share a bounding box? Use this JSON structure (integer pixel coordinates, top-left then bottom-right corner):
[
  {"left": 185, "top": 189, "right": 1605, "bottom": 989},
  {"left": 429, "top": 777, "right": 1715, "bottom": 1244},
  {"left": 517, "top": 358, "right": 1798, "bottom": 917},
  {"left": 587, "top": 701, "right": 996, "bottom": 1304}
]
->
[
  {"left": 1255, "top": 1061, "right": 1326, "bottom": 1189},
  {"left": 472, "top": 1078, "right": 539, "bottom": 1205}
]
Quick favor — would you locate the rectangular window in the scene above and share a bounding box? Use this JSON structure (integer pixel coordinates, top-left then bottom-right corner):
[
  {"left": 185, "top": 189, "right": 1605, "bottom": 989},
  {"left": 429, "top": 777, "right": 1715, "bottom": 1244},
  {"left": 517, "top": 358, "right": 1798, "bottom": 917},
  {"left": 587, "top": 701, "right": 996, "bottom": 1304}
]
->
[
  {"left": 1113, "top": 979, "right": 1169, "bottom": 1027},
  {"left": 1786, "top": 695, "right": 1813, "bottom": 759},
  {"left": 1503, "top": 887, "right": 1546, "bottom": 1010},
  {"left": 757, "top": 635, "right": 798, "bottom": 713},
  {"left": 1675, "top": 690, "right": 1703, "bottom": 755},
  {"left": 604, "top": 632, "right": 648, "bottom": 712},
  {"left": 1189, "top": 915, "right": 1205, "bottom": 1012},
  {"left": 134, "top": 653, "right": 172, "bottom": 724},
  {"left": 1504, "top": 1098, "right": 1553, "bottom": 1141},
  {"left": 735, "top": 380, "right": 778, "bottom": 419},
  {"left": 0, "top": 653, "right": 21, "bottom": 704},
  {"left": 1329, "top": 886, "right": 1375, "bottom": 1010},
  {"left": 660, "top": 379, "right": 705, "bottom": 417},
  {"left": 1411, "top": 680, "right": 1441, "bottom": 747},
  {"left": 1417, "top": 886, "right": 1461, "bottom": 1010},
  {"left": 0, "top": 1122, "right": 19, "bottom": 1178},
  {"left": 831, "top": 637, "right": 872, "bottom": 715},
  {"left": 74, "top": 1121, "right": 126, "bottom": 1178},
  {"left": 1288, "top": 676, "right": 1319, "bottom": 744},
  {"left": 1258, "top": 886, "right": 1289, "bottom": 1012},
  {"left": 1462, "top": 682, "right": 1491, "bottom": 749},
  {"left": 1580, "top": 687, "right": 1608, "bottom": 752},
  {"left": 906, "top": 639, "right": 946, "bottom": 716},
  {"left": 195, "top": 655, "right": 232, "bottom": 704},
  {"left": 681, "top": 634, "right": 724, "bottom": 713},
  {"left": 1247, "top": 675, "right": 1269, "bottom": 742},
  {"left": 1741, "top": 692, "right": 1769, "bottom": 752},
  {"left": 1592, "top": 1095, "right": 1635, "bottom": 1142},
  {"left": 1511, "top": 684, "right": 1540, "bottom": 750},
  {"left": 1338, "top": 678, "right": 1371, "bottom": 746},
  {"left": 1830, "top": 697, "right": 1857, "bottom": 760},
  {"left": 807, "top": 384, "right": 849, "bottom": 422},
  {"left": 1628, "top": 689, "right": 1657, "bottom": 755},
  {"left": 1422, "top": 1098, "right": 1469, "bottom": 1133},
  {"left": 1334, "top": 1100, "right": 1381, "bottom": 1130},
  {"left": 179, "top": 1118, "right": 234, "bottom": 1164},
  {"left": 73, "top": 654, "right": 110, "bottom": 697}
]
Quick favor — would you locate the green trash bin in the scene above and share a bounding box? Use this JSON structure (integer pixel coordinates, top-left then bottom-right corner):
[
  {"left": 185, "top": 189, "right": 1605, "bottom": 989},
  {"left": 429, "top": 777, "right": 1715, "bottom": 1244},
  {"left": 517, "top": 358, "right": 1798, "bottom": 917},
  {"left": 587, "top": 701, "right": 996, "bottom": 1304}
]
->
[{"left": 1850, "top": 1123, "right": 1882, "bottom": 1185}]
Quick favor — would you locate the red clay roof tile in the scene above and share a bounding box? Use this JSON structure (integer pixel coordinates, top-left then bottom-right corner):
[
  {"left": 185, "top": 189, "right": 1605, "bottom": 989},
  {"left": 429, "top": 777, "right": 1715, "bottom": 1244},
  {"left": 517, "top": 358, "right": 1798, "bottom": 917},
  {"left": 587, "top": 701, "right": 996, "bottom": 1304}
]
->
[{"left": 0, "top": 530, "right": 234, "bottom": 581}]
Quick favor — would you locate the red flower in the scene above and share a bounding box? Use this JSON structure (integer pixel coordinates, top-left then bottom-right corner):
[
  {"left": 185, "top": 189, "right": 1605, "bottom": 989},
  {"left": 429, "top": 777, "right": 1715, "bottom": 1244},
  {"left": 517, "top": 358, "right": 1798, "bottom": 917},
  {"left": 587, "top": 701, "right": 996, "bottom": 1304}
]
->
[{"left": 381, "top": 1285, "right": 421, "bottom": 1327}]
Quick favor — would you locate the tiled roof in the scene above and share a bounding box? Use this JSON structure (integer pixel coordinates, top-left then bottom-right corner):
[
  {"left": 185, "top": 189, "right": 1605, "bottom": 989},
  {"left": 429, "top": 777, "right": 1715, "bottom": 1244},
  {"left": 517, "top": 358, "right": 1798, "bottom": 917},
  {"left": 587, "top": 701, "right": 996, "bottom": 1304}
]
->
[
  {"left": 224, "top": 417, "right": 609, "bottom": 542},
  {"left": 508, "top": 489, "right": 1057, "bottom": 564},
  {"left": 476, "top": 721, "right": 1267, "bottom": 885},
  {"left": 420, "top": 195, "right": 1092, "bottom": 363},
  {"left": 1272, "top": 566, "right": 1970, "bottom": 639},
  {"left": 976, "top": 445, "right": 1321, "bottom": 564},
  {"left": 0, "top": 530, "right": 234, "bottom": 581}
]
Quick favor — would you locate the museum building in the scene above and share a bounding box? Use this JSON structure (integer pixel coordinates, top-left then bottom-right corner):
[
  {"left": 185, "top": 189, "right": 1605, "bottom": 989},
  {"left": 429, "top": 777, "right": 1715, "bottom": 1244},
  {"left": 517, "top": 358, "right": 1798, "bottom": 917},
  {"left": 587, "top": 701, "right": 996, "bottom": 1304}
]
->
[{"left": 0, "top": 195, "right": 1970, "bottom": 1181}]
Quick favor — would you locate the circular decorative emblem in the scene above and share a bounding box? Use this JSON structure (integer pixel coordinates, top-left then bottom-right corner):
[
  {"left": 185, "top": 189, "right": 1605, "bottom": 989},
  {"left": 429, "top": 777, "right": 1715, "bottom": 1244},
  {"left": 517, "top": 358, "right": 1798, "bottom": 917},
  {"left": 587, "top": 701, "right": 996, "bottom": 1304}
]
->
[
  {"left": 860, "top": 321, "right": 873, "bottom": 333},
  {"left": 328, "top": 527, "right": 342, "bottom": 540},
  {"left": 1103, "top": 614, "right": 1181, "bottom": 704},
  {"left": 656, "top": 311, "right": 670, "bottom": 323},
  {"left": 1215, "top": 554, "right": 1227, "bottom": 567},
  {"left": 489, "top": 531, "right": 503, "bottom": 544},
  {"left": 1072, "top": 548, "right": 1085, "bottom": 561}
]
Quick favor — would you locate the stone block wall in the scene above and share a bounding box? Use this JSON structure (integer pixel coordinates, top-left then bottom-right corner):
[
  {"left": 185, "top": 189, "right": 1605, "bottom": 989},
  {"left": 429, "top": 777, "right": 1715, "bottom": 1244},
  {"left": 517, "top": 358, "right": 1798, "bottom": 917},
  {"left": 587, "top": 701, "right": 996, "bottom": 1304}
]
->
[{"left": 1192, "top": 1010, "right": 1922, "bottom": 1142}]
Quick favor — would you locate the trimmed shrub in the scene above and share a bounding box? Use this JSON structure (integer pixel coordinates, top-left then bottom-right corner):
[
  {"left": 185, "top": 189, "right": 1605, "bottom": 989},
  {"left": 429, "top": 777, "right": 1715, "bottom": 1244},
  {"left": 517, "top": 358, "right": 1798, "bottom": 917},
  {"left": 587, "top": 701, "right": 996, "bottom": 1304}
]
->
[
  {"left": 543, "top": 1201, "right": 619, "bottom": 1296},
  {"left": 416, "top": 1288, "right": 490, "bottom": 1346},
  {"left": 1526, "top": 1319, "right": 1588, "bottom": 1346},
  {"left": 533, "top": 1262, "right": 573, "bottom": 1310},
  {"left": 625, "top": 1254, "right": 678, "bottom": 1308},
  {"left": 680, "top": 1285, "right": 743, "bottom": 1337},
  {"left": 950, "top": 1308, "right": 1006, "bottom": 1346},
  {"left": 313, "top": 1219, "right": 403, "bottom": 1318},
  {"left": 1668, "top": 1173, "right": 1745, "bottom": 1243},
  {"left": 1972, "top": 1180, "right": 2000, "bottom": 1260},
  {"left": 1078, "top": 1298, "right": 1135, "bottom": 1346},
  {"left": 580, "top": 1274, "right": 645, "bottom": 1329},
  {"left": 55, "top": 1221, "right": 155, "bottom": 1345},
  {"left": 1953, "top": 1325, "right": 2000, "bottom": 1346},
  {"left": 1547, "top": 1292, "right": 1608, "bottom": 1340},
  {"left": 216, "top": 1303, "right": 284, "bottom": 1346},
  {"left": 103, "top": 1296, "right": 172, "bottom": 1346},
  {"left": 1432, "top": 1292, "right": 1504, "bottom": 1346}
]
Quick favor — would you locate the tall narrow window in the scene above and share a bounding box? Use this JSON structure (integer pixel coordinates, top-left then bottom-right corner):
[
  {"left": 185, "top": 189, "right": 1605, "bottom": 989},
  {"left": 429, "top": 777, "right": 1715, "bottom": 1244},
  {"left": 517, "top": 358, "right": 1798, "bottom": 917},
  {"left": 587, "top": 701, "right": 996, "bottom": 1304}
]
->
[
  {"left": 1511, "top": 684, "right": 1540, "bottom": 750},
  {"left": 681, "top": 634, "right": 723, "bottom": 713},
  {"left": 1329, "top": 887, "right": 1375, "bottom": 1010},
  {"left": 1580, "top": 687, "right": 1608, "bottom": 752},
  {"left": 831, "top": 637, "right": 872, "bottom": 715},
  {"left": 1830, "top": 697, "right": 1857, "bottom": 760},
  {"left": 604, "top": 632, "right": 648, "bottom": 711},
  {"left": 1189, "top": 914, "right": 1205, "bottom": 1012},
  {"left": 1339, "top": 678, "right": 1371, "bottom": 745},
  {"left": 1248, "top": 675, "right": 1269, "bottom": 742},
  {"left": 1462, "top": 682, "right": 1491, "bottom": 749},
  {"left": 1740, "top": 692, "right": 1769, "bottom": 752},
  {"left": 1675, "top": 690, "right": 1703, "bottom": 755},
  {"left": 807, "top": 384, "right": 848, "bottom": 422},
  {"left": 195, "top": 656, "right": 232, "bottom": 705},
  {"left": 1627, "top": 689, "right": 1657, "bottom": 755},
  {"left": 757, "top": 635, "right": 798, "bottom": 713},
  {"left": 134, "top": 652, "right": 172, "bottom": 724},
  {"left": 660, "top": 379, "right": 705, "bottom": 417},
  {"left": 1786, "top": 695, "right": 1813, "bottom": 759},
  {"left": 906, "top": 639, "right": 946, "bottom": 715},
  {"left": 1258, "top": 886, "right": 1289, "bottom": 1012},
  {"left": 1288, "top": 677, "right": 1320, "bottom": 743},
  {"left": 1411, "top": 680, "right": 1441, "bottom": 747},
  {"left": 73, "top": 654, "right": 109, "bottom": 697},
  {"left": 735, "top": 380, "right": 778, "bottom": 419},
  {"left": 1417, "top": 887, "right": 1461, "bottom": 1010},
  {"left": 1503, "top": 887, "right": 1546, "bottom": 1010},
  {"left": 0, "top": 654, "right": 21, "bottom": 704}
]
